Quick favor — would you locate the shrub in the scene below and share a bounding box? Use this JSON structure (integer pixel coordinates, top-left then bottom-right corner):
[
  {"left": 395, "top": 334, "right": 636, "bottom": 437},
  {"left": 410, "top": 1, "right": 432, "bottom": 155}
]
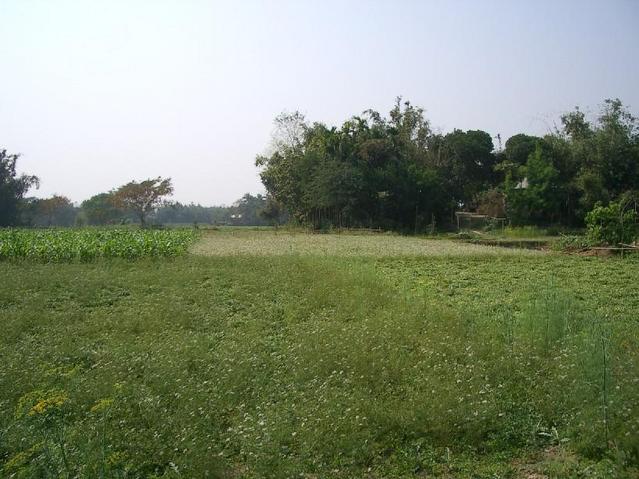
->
[
  {"left": 585, "top": 201, "right": 638, "bottom": 246},
  {"left": 553, "top": 235, "right": 594, "bottom": 252}
]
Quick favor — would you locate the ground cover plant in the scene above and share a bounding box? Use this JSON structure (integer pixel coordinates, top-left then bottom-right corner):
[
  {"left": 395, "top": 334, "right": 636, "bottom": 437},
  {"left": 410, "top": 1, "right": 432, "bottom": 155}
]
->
[
  {"left": 1, "top": 232, "right": 638, "bottom": 478},
  {"left": 0, "top": 228, "right": 198, "bottom": 262},
  {"left": 191, "top": 228, "right": 543, "bottom": 257}
]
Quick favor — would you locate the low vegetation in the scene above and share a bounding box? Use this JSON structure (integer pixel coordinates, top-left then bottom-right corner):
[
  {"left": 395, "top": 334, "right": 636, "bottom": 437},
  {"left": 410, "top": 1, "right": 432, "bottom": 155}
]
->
[
  {"left": 1, "top": 231, "right": 638, "bottom": 478},
  {"left": 191, "top": 229, "right": 542, "bottom": 257},
  {"left": 585, "top": 200, "right": 638, "bottom": 246},
  {"left": 0, "top": 228, "right": 198, "bottom": 262}
]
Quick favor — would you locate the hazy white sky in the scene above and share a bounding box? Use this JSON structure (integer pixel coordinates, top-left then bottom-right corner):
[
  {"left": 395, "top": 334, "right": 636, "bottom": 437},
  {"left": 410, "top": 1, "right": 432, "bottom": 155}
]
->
[{"left": 1, "top": 0, "right": 637, "bottom": 205}]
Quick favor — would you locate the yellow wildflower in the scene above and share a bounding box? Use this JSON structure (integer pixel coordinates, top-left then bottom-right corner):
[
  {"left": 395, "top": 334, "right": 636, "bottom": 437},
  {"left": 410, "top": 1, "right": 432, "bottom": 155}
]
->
[
  {"left": 15, "top": 390, "right": 68, "bottom": 418},
  {"left": 28, "top": 393, "right": 68, "bottom": 416}
]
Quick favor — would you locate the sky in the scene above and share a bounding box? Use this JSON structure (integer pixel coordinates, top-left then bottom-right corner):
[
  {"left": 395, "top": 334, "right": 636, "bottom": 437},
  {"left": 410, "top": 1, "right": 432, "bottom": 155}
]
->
[{"left": 1, "top": 0, "right": 638, "bottom": 205}]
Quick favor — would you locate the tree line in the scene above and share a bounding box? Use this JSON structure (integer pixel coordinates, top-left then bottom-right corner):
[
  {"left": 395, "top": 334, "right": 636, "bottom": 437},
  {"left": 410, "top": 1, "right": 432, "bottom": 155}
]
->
[
  {"left": 257, "top": 98, "right": 639, "bottom": 231},
  {"left": 0, "top": 158, "right": 279, "bottom": 227},
  {"left": 3, "top": 98, "right": 637, "bottom": 232}
]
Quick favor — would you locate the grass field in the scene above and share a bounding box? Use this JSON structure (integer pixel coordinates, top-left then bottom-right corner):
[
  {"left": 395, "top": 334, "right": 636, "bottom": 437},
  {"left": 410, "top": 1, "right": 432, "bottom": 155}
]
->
[
  {"left": 191, "top": 229, "right": 542, "bottom": 257},
  {"left": 1, "top": 229, "right": 638, "bottom": 478}
]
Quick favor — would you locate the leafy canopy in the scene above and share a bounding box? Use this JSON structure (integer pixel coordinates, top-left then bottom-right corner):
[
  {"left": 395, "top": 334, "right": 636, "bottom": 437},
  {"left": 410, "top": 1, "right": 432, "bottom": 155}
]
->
[
  {"left": 0, "top": 148, "right": 39, "bottom": 226},
  {"left": 111, "top": 177, "right": 173, "bottom": 226}
]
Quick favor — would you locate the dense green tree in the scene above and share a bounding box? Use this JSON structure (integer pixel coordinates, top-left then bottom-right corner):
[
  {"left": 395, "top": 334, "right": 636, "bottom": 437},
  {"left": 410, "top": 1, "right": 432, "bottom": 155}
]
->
[
  {"left": 153, "top": 195, "right": 279, "bottom": 226},
  {"left": 81, "top": 193, "right": 124, "bottom": 225},
  {"left": 0, "top": 149, "right": 39, "bottom": 226},
  {"left": 565, "top": 99, "right": 639, "bottom": 213},
  {"left": 232, "top": 193, "right": 269, "bottom": 225},
  {"left": 495, "top": 134, "right": 542, "bottom": 185},
  {"left": 155, "top": 202, "right": 223, "bottom": 224},
  {"left": 37, "top": 195, "right": 76, "bottom": 226},
  {"left": 428, "top": 129, "right": 496, "bottom": 211},
  {"left": 259, "top": 196, "right": 287, "bottom": 226},
  {"left": 501, "top": 99, "right": 638, "bottom": 226},
  {"left": 257, "top": 99, "right": 450, "bottom": 231},
  {"left": 19, "top": 195, "right": 78, "bottom": 227},
  {"left": 561, "top": 107, "right": 592, "bottom": 141},
  {"left": 503, "top": 134, "right": 542, "bottom": 166},
  {"left": 505, "top": 145, "right": 562, "bottom": 224}
]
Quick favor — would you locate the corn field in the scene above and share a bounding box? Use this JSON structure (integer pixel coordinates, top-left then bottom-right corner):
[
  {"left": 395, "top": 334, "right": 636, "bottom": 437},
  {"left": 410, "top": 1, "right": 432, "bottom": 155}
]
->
[{"left": 0, "top": 228, "right": 198, "bottom": 261}]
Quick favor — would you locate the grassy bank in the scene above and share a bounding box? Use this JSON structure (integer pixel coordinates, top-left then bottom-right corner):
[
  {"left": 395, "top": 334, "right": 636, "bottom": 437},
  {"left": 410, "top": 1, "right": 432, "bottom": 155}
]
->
[{"left": 1, "top": 234, "right": 638, "bottom": 477}]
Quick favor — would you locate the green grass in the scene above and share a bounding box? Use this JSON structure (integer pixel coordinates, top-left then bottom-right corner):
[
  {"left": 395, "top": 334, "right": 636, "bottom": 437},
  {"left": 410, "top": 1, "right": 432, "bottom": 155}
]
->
[
  {"left": 1, "top": 232, "right": 638, "bottom": 478},
  {"left": 498, "top": 226, "right": 552, "bottom": 239},
  {"left": 0, "top": 228, "right": 198, "bottom": 261}
]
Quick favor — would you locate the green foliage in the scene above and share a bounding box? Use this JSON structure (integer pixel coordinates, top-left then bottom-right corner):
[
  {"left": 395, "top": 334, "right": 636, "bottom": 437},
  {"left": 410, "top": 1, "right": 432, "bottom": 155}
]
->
[
  {"left": 0, "top": 148, "right": 39, "bottom": 227},
  {"left": 0, "top": 228, "right": 198, "bottom": 262},
  {"left": 232, "top": 193, "right": 272, "bottom": 226},
  {"left": 259, "top": 196, "right": 287, "bottom": 225},
  {"left": 585, "top": 201, "right": 638, "bottom": 245},
  {"left": 505, "top": 143, "right": 565, "bottom": 225},
  {"left": 566, "top": 99, "right": 639, "bottom": 216},
  {"left": 257, "top": 98, "right": 638, "bottom": 231},
  {"left": 21, "top": 195, "right": 79, "bottom": 227},
  {"left": 257, "top": 98, "right": 455, "bottom": 231},
  {"left": 1, "top": 242, "right": 638, "bottom": 477},
  {"left": 435, "top": 128, "right": 496, "bottom": 208},
  {"left": 155, "top": 201, "right": 224, "bottom": 224},
  {"left": 498, "top": 100, "right": 638, "bottom": 228},
  {"left": 111, "top": 177, "right": 173, "bottom": 227},
  {"left": 552, "top": 234, "right": 594, "bottom": 252},
  {"left": 154, "top": 194, "right": 284, "bottom": 227},
  {"left": 80, "top": 193, "right": 126, "bottom": 225},
  {"left": 503, "top": 134, "right": 542, "bottom": 166},
  {"left": 380, "top": 254, "right": 639, "bottom": 471}
]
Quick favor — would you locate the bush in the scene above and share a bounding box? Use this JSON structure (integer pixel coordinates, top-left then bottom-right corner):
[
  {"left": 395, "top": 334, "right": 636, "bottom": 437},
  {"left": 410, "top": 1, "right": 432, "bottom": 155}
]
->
[
  {"left": 585, "top": 201, "right": 638, "bottom": 246},
  {"left": 553, "top": 235, "right": 594, "bottom": 252}
]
